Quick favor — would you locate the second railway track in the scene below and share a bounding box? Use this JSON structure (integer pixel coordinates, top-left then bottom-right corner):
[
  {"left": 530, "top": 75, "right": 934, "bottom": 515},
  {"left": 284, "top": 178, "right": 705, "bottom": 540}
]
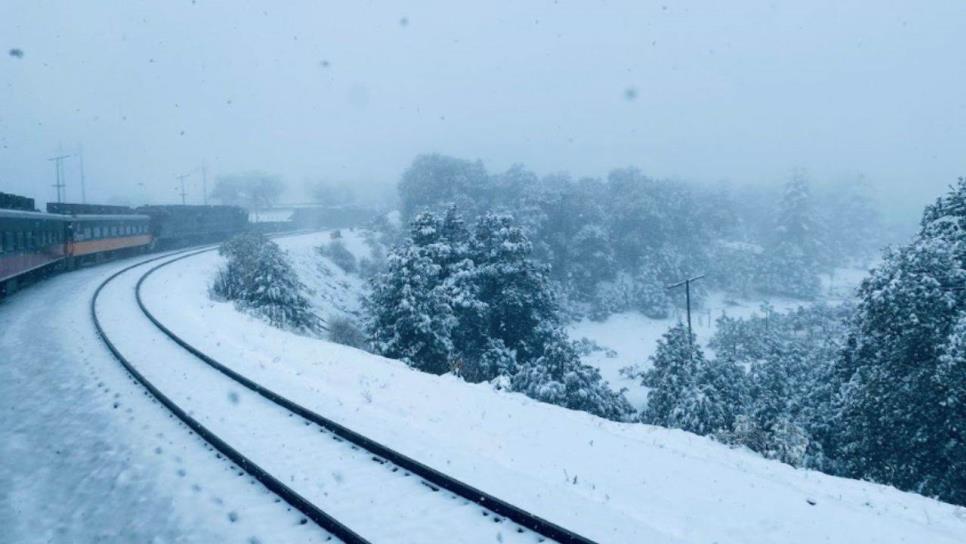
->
[{"left": 93, "top": 247, "right": 597, "bottom": 543}]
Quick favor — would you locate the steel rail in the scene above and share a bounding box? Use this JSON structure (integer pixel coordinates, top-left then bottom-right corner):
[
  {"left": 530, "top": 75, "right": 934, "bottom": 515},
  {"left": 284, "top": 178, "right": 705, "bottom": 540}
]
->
[
  {"left": 91, "top": 251, "right": 369, "bottom": 544},
  {"left": 136, "top": 249, "right": 598, "bottom": 544}
]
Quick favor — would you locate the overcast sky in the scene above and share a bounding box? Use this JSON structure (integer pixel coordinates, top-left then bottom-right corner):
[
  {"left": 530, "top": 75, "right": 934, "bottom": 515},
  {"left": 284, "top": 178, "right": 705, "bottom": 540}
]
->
[{"left": 1, "top": 0, "right": 963, "bottom": 219}]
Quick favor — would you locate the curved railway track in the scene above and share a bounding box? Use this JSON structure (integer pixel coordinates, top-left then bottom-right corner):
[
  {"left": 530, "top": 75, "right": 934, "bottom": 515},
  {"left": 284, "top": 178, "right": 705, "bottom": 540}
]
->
[
  {"left": 91, "top": 249, "right": 362, "bottom": 543},
  {"left": 92, "top": 244, "right": 597, "bottom": 544}
]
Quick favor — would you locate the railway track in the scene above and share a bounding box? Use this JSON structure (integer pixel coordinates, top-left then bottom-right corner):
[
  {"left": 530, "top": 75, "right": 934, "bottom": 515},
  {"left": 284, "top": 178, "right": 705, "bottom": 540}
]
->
[{"left": 92, "top": 246, "right": 597, "bottom": 543}]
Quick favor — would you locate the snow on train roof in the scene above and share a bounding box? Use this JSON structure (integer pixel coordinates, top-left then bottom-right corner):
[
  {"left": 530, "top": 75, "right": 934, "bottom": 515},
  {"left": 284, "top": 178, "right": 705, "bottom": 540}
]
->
[
  {"left": 0, "top": 208, "right": 68, "bottom": 221},
  {"left": 0, "top": 209, "right": 150, "bottom": 222},
  {"left": 67, "top": 213, "right": 150, "bottom": 222}
]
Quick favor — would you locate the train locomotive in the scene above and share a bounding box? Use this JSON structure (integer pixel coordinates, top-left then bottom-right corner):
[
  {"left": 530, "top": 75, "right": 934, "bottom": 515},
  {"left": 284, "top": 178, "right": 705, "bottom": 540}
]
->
[{"left": 0, "top": 192, "right": 248, "bottom": 296}]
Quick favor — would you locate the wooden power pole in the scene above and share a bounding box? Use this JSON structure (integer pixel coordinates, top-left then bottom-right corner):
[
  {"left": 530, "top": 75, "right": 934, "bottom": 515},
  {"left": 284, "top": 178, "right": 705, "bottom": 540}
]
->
[{"left": 667, "top": 274, "right": 706, "bottom": 352}]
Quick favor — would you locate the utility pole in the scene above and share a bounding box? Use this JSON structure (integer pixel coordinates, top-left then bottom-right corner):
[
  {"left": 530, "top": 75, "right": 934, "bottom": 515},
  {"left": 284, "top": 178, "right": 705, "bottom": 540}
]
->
[
  {"left": 201, "top": 163, "right": 208, "bottom": 205},
  {"left": 176, "top": 173, "right": 191, "bottom": 205},
  {"left": 667, "top": 274, "right": 706, "bottom": 352},
  {"left": 48, "top": 154, "right": 71, "bottom": 203},
  {"left": 77, "top": 145, "right": 87, "bottom": 203}
]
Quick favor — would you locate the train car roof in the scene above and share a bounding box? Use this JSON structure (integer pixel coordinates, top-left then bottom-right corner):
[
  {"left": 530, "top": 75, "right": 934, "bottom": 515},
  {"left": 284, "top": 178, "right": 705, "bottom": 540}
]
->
[
  {"left": 0, "top": 208, "right": 69, "bottom": 221},
  {"left": 68, "top": 213, "right": 151, "bottom": 222}
]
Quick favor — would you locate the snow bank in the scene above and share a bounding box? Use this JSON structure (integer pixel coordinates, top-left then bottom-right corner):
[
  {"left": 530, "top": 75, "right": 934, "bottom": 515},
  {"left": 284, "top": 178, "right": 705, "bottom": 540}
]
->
[{"left": 141, "top": 234, "right": 966, "bottom": 543}]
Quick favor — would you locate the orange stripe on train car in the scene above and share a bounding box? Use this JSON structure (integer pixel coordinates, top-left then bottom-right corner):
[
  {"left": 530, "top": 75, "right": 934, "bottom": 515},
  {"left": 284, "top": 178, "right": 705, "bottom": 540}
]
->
[{"left": 69, "top": 235, "right": 153, "bottom": 257}]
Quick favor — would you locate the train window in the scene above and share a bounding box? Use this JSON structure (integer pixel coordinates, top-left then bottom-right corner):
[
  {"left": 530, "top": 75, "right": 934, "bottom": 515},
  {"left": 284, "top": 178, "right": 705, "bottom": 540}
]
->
[
  {"left": 4, "top": 232, "right": 12, "bottom": 252},
  {"left": 0, "top": 231, "right": 5, "bottom": 253}
]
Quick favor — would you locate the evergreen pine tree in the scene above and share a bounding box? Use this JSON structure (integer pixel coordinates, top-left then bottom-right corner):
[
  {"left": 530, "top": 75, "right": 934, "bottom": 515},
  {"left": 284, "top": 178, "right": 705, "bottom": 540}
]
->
[
  {"left": 835, "top": 178, "right": 966, "bottom": 505},
  {"left": 759, "top": 173, "right": 822, "bottom": 299},
  {"left": 510, "top": 327, "right": 633, "bottom": 420},
  {"left": 365, "top": 211, "right": 465, "bottom": 374},
  {"left": 642, "top": 324, "right": 739, "bottom": 435},
  {"left": 367, "top": 208, "right": 633, "bottom": 420},
  {"left": 213, "top": 232, "right": 319, "bottom": 332}
]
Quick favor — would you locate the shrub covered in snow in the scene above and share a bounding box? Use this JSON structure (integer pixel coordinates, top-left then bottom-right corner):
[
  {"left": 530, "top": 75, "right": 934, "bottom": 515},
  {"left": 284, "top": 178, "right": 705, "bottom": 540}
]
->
[
  {"left": 213, "top": 232, "right": 319, "bottom": 333},
  {"left": 317, "top": 239, "right": 357, "bottom": 274},
  {"left": 327, "top": 315, "right": 368, "bottom": 349}
]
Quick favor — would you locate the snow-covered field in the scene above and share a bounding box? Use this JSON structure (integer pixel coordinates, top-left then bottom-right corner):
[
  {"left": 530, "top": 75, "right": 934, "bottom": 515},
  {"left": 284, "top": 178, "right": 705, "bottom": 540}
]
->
[
  {"left": 569, "top": 272, "right": 869, "bottom": 409},
  {"left": 137, "top": 231, "right": 966, "bottom": 544}
]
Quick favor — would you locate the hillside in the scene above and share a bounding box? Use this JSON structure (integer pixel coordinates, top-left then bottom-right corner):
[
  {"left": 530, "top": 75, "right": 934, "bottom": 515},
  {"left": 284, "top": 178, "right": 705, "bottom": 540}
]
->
[{"left": 139, "top": 231, "right": 966, "bottom": 544}]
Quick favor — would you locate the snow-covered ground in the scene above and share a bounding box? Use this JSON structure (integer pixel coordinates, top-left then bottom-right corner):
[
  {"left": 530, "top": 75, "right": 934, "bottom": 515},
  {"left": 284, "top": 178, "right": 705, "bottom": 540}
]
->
[
  {"left": 0, "top": 255, "right": 329, "bottom": 544},
  {"left": 97, "top": 251, "right": 532, "bottom": 543},
  {"left": 138, "top": 232, "right": 966, "bottom": 544},
  {"left": 570, "top": 271, "right": 872, "bottom": 409},
  {"left": 284, "top": 230, "right": 369, "bottom": 321}
]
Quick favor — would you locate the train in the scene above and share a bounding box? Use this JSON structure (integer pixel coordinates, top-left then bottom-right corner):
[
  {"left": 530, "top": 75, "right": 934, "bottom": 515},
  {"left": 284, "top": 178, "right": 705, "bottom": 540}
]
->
[{"left": 0, "top": 192, "right": 249, "bottom": 296}]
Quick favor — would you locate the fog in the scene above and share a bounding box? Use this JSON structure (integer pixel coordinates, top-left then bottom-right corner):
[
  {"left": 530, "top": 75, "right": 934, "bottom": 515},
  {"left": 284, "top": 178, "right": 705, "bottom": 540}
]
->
[{"left": 1, "top": 0, "right": 963, "bottom": 220}]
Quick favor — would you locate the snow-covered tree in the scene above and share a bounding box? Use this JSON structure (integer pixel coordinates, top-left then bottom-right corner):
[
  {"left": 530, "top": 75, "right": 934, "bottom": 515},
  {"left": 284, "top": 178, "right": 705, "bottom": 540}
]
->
[
  {"left": 464, "top": 213, "right": 559, "bottom": 363},
  {"left": 642, "top": 324, "right": 740, "bottom": 435},
  {"left": 365, "top": 216, "right": 460, "bottom": 374},
  {"left": 367, "top": 208, "right": 632, "bottom": 420},
  {"left": 834, "top": 178, "right": 966, "bottom": 505},
  {"left": 758, "top": 173, "right": 822, "bottom": 299},
  {"left": 568, "top": 223, "right": 616, "bottom": 298},
  {"left": 818, "top": 178, "right": 882, "bottom": 264},
  {"left": 213, "top": 232, "right": 319, "bottom": 332},
  {"left": 398, "top": 154, "right": 489, "bottom": 219},
  {"left": 510, "top": 327, "right": 633, "bottom": 420}
]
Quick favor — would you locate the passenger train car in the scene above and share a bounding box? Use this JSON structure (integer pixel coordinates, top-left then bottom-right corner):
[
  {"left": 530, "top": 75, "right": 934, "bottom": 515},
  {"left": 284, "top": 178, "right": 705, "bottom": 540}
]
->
[
  {"left": 67, "top": 214, "right": 152, "bottom": 263},
  {"left": 0, "top": 208, "right": 69, "bottom": 291},
  {"left": 0, "top": 193, "right": 249, "bottom": 297},
  {"left": 137, "top": 205, "right": 249, "bottom": 249}
]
